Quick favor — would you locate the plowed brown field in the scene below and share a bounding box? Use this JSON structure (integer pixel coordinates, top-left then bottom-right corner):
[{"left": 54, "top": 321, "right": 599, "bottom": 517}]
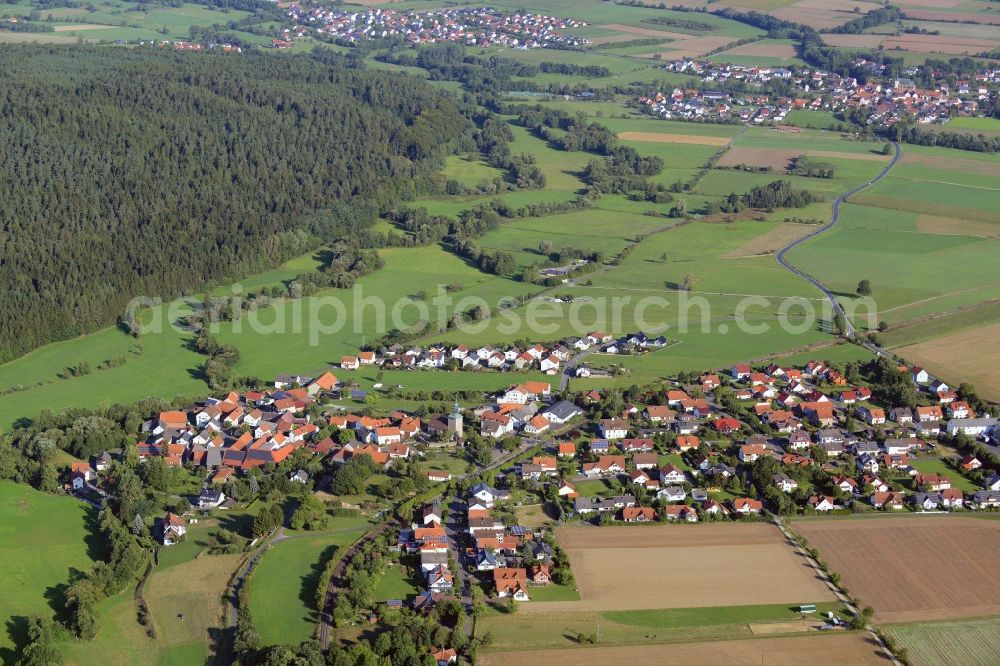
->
[
  {"left": 520, "top": 524, "right": 835, "bottom": 613},
  {"left": 795, "top": 517, "right": 1000, "bottom": 622}
]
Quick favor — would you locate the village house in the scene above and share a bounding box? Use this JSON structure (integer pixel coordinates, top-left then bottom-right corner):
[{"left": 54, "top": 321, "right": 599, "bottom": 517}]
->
[
  {"left": 599, "top": 419, "right": 629, "bottom": 440},
  {"left": 622, "top": 506, "right": 656, "bottom": 522}
]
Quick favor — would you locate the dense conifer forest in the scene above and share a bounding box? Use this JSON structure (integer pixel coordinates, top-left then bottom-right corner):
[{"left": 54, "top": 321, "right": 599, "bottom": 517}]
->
[{"left": 0, "top": 46, "right": 467, "bottom": 362}]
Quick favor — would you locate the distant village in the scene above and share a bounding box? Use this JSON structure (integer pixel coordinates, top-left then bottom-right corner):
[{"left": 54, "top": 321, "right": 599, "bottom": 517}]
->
[
  {"left": 281, "top": 6, "right": 590, "bottom": 49},
  {"left": 640, "top": 59, "right": 997, "bottom": 127}
]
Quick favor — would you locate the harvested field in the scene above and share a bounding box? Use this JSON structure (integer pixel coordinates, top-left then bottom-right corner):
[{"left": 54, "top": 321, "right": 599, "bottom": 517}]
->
[
  {"left": 618, "top": 131, "right": 730, "bottom": 146},
  {"left": 52, "top": 24, "right": 110, "bottom": 31},
  {"left": 479, "top": 633, "right": 890, "bottom": 666},
  {"left": 522, "top": 524, "right": 835, "bottom": 613},
  {"left": 718, "top": 147, "right": 799, "bottom": 170},
  {"left": 721, "top": 41, "right": 797, "bottom": 57},
  {"left": 772, "top": 3, "right": 861, "bottom": 30},
  {"left": 718, "top": 147, "right": 887, "bottom": 171},
  {"left": 851, "top": 194, "right": 1000, "bottom": 224},
  {"left": 905, "top": 10, "right": 1000, "bottom": 25},
  {"left": 600, "top": 23, "right": 690, "bottom": 39},
  {"left": 901, "top": 152, "right": 1000, "bottom": 178},
  {"left": 722, "top": 223, "right": 818, "bottom": 258},
  {"left": 822, "top": 34, "right": 886, "bottom": 48},
  {"left": 882, "top": 35, "right": 999, "bottom": 55},
  {"left": 657, "top": 35, "right": 740, "bottom": 58},
  {"left": 591, "top": 33, "right": 673, "bottom": 45},
  {"left": 916, "top": 214, "right": 1000, "bottom": 238},
  {"left": 809, "top": 150, "right": 888, "bottom": 162},
  {"left": 894, "top": 0, "right": 969, "bottom": 8},
  {"left": 795, "top": 517, "right": 1000, "bottom": 622},
  {"left": 895, "top": 323, "right": 1000, "bottom": 402},
  {"left": 749, "top": 619, "right": 814, "bottom": 634}
]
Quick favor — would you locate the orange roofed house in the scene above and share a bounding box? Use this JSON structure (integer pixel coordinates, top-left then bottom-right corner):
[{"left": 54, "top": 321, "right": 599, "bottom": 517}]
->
[{"left": 493, "top": 568, "right": 529, "bottom": 600}]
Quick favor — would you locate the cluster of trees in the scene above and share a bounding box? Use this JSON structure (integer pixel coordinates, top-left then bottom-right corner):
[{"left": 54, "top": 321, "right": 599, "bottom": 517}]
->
[
  {"left": 582, "top": 149, "right": 668, "bottom": 198},
  {"left": 377, "top": 43, "right": 535, "bottom": 92},
  {"left": 330, "top": 454, "right": 381, "bottom": 495},
  {"left": 739, "top": 180, "right": 821, "bottom": 210},
  {"left": 598, "top": 37, "right": 669, "bottom": 50},
  {"left": 289, "top": 494, "right": 332, "bottom": 531},
  {"left": 2, "top": 398, "right": 180, "bottom": 490},
  {"left": 865, "top": 356, "right": 919, "bottom": 409},
  {"left": 642, "top": 15, "right": 719, "bottom": 31},
  {"left": 827, "top": 5, "right": 904, "bottom": 34},
  {"left": 0, "top": 45, "right": 466, "bottom": 363},
  {"left": 452, "top": 238, "right": 518, "bottom": 277},
  {"left": 789, "top": 155, "right": 837, "bottom": 178},
  {"left": 0, "top": 20, "right": 53, "bottom": 32},
  {"left": 538, "top": 62, "right": 611, "bottom": 77},
  {"left": 514, "top": 105, "right": 666, "bottom": 197},
  {"left": 64, "top": 469, "right": 150, "bottom": 640},
  {"left": 188, "top": 330, "right": 240, "bottom": 391},
  {"left": 292, "top": 242, "right": 386, "bottom": 295},
  {"left": 331, "top": 536, "right": 388, "bottom": 625},
  {"left": 251, "top": 503, "right": 286, "bottom": 538},
  {"left": 706, "top": 181, "right": 818, "bottom": 214}
]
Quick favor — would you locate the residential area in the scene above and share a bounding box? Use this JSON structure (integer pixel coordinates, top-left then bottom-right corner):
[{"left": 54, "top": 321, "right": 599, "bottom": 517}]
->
[
  {"left": 641, "top": 59, "right": 996, "bottom": 126},
  {"left": 282, "top": 6, "right": 589, "bottom": 49}
]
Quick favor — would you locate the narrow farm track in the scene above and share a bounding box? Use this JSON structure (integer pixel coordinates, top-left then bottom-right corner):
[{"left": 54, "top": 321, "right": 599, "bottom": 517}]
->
[{"left": 774, "top": 141, "right": 902, "bottom": 338}]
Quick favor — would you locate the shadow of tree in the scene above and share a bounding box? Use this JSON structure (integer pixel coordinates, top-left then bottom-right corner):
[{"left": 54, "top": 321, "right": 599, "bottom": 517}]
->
[{"left": 2, "top": 616, "right": 29, "bottom": 664}]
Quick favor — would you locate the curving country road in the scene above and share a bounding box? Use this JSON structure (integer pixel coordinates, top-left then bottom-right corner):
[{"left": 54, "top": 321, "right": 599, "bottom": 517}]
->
[{"left": 775, "top": 141, "right": 902, "bottom": 338}]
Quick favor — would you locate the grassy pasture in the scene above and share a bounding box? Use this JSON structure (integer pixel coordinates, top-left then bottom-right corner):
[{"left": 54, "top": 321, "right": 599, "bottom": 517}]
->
[
  {"left": 944, "top": 116, "right": 1000, "bottom": 134},
  {"left": 475, "top": 208, "right": 669, "bottom": 268},
  {"left": 248, "top": 527, "right": 367, "bottom": 646},
  {"left": 440, "top": 155, "right": 506, "bottom": 188},
  {"left": 373, "top": 562, "right": 421, "bottom": 602},
  {"left": 0, "top": 482, "right": 97, "bottom": 661},
  {"left": 783, "top": 110, "right": 841, "bottom": 129},
  {"left": 786, "top": 202, "right": 1000, "bottom": 327},
  {"left": 476, "top": 603, "right": 843, "bottom": 651},
  {"left": 908, "top": 457, "right": 978, "bottom": 492},
  {"left": 58, "top": 591, "right": 158, "bottom": 666},
  {"left": 0, "top": 0, "right": 252, "bottom": 41},
  {"left": 213, "top": 243, "right": 537, "bottom": 381}
]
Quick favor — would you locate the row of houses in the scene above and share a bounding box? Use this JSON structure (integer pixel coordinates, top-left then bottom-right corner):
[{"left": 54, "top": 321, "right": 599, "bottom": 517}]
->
[{"left": 339, "top": 330, "right": 663, "bottom": 375}]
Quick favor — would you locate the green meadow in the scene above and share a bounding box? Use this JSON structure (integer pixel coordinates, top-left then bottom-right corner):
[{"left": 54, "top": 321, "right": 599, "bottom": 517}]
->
[
  {"left": 248, "top": 526, "right": 368, "bottom": 647},
  {"left": 0, "top": 482, "right": 97, "bottom": 661},
  {"left": 475, "top": 208, "right": 671, "bottom": 269},
  {"left": 785, "top": 139, "right": 1000, "bottom": 330},
  {"left": 0, "top": 0, "right": 252, "bottom": 41}
]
